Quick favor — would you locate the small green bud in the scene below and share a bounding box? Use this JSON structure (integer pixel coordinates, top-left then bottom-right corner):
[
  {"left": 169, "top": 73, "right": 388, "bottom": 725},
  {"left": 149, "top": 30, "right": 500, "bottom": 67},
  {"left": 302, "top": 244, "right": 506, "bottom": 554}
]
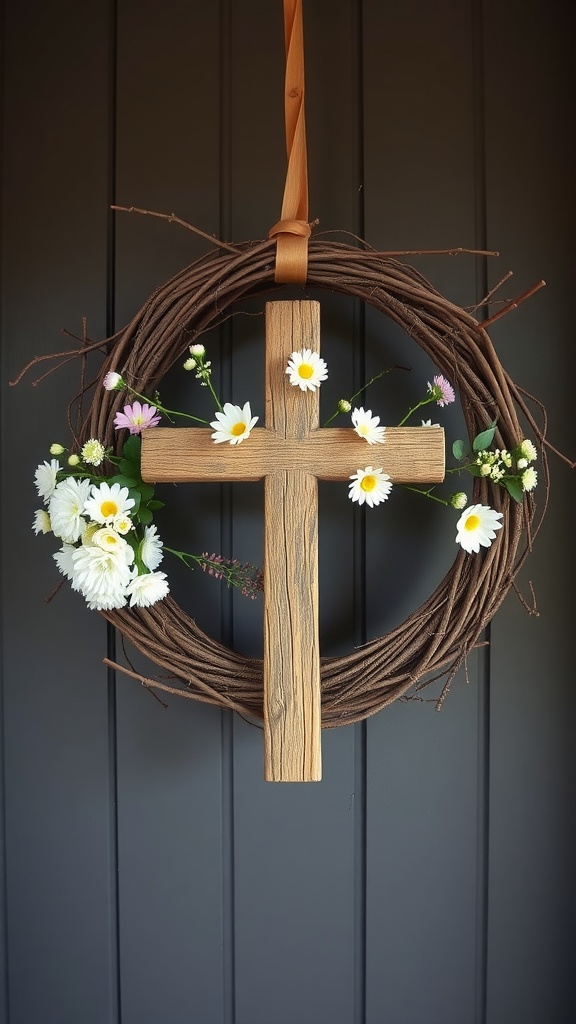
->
[
  {"left": 450, "top": 491, "right": 468, "bottom": 510},
  {"left": 68, "top": 454, "right": 80, "bottom": 466},
  {"left": 337, "top": 399, "right": 352, "bottom": 413},
  {"left": 183, "top": 357, "right": 196, "bottom": 371},
  {"left": 189, "top": 343, "right": 206, "bottom": 357},
  {"left": 50, "top": 443, "right": 65, "bottom": 455}
]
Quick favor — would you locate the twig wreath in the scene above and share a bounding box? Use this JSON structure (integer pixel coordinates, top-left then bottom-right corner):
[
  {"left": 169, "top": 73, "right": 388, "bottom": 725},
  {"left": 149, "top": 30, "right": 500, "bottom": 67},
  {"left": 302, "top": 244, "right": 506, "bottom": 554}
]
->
[
  {"left": 16, "top": 0, "right": 573, "bottom": 780},
  {"left": 21, "top": 231, "right": 560, "bottom": 724}
]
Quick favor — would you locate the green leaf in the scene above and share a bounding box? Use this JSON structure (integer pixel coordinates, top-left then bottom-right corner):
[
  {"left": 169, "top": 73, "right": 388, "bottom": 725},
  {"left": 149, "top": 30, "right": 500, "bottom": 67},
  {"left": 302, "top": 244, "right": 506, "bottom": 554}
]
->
[
  {"left": 119, "top": 458, "right": 139, "bottom": 478},
  {"left": 128, "top": 488, "right": 141, "bottom": 513},
  {"left": 503, "top": 477, "right": 524, "bottom": 503},
  {"left": 138, "top": 506, "right": 154, "bottom": 526},
  {"left": 122, "top": 435, "right": 142, "bottom": 466},
  {"left": 472, "top": 421, "right": 497, "bottom": 452},
  {"left": 452, "top": 438, "right": 471, "bottom": 460},
  {"left": 110, "top": 474, "right": 139, "bottom": 488},
  {"left": 138, "top": 482, "right": 155, "bottom": 503},
  {"left": 147, "top": 500, "right": 165, "bottom": 510},
  {"left": 467, "top": 464, "right": 484, "bottom": 477}
]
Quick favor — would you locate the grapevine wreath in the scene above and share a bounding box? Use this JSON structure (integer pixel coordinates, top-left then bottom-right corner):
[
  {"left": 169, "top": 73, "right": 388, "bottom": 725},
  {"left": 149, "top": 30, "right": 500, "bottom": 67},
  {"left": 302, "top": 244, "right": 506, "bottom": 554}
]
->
[
  {"left": 37, "top": 232, "right": 553, "bottom": 727},
  {"left": 22, "top": 0, "right": 571, "bottom": 747}
]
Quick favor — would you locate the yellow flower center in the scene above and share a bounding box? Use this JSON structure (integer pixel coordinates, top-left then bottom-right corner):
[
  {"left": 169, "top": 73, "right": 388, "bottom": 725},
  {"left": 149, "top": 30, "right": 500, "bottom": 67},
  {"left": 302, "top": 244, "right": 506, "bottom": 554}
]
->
[
  {"left": 464, "top": 514, "right": 480, "bottom": 531},
  {"left": 360, "top": 474, "right": 377, "bottom": 492},
  {"left": 358, "top": 425, "right": 369, "bottom": 436},
  {"left": 231, "top": 422, "right": 246, "bottom": 436},
  {"left": 298, "top": 363, "right": 314, "bottom": 379},
  {"left": 101, "top": 500, "right": 119, "bottom": 518}
]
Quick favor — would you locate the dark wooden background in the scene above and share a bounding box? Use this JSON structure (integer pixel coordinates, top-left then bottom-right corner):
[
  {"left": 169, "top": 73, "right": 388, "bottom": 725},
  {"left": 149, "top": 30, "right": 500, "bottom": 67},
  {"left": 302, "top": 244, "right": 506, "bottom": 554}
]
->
[{"left": 1, "top": 2, "right": 574, "bottom": 1022}]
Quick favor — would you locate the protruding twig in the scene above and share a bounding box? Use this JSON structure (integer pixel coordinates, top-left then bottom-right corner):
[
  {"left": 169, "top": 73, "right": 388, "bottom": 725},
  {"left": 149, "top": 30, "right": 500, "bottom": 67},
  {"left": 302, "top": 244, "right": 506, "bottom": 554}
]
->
[
  {"left": 111, "top": 205, "right": 242, "bottom": 254},
  {"left": 482, "top": 280, "right": 546, "bottom": 328},
  {"left": 470, "top": 270, "right": 514, "bottom": 313},
  {"left": 9, "top": 336, "right": 108, "bottom": 386}
]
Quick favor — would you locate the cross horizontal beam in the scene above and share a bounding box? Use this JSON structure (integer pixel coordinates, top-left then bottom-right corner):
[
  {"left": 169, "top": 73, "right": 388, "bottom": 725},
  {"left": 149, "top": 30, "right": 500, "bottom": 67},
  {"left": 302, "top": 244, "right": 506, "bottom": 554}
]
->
[{"left": 141, "top": 426, "right": 445, "bottom": 483}]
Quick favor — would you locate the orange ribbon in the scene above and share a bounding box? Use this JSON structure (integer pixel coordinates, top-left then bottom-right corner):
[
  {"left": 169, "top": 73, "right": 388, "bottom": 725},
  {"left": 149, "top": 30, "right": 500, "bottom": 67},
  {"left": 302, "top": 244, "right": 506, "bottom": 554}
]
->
[{"left": 269, "top": 0, "right": 310, "bottom": 284}]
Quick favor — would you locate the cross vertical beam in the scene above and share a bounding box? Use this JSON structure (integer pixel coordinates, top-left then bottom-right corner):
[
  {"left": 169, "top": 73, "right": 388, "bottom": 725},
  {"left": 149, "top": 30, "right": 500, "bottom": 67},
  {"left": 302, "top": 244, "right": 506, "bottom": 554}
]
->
[{"left": 263, "top": 302, "right": 321, "bottom": 781}]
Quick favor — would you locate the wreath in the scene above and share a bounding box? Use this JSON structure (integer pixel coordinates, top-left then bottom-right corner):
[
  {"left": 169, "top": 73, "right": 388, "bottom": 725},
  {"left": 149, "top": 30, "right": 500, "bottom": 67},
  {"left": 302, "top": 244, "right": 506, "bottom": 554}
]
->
[{"left": 24, "top": 232, "right": 556, "bottom": 725}]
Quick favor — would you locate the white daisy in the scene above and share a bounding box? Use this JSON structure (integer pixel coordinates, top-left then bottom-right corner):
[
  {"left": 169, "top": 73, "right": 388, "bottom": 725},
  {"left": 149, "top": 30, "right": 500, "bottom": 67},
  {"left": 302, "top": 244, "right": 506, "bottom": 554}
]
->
[
  {"left": 49, "top": 477, "right": 92, "bottom": 543},
  {"left": 351, "top": 407, "right": 386, "bottom": 445},
  {"left": 285, "top": 349, "right": 328, "bottom": 392},
  {"left": 32, "top": 509, "right": 52, "bottom": 535},
  {"left": 92, "top": 527, "right": 134, "bottom": 564},
  {"left": 126, "top": 571, "right": 169, "bottom": 608},
  {"left": 71, "top": 544, "right": 132, "bottom": 610},
  {"left": 210, "top": 402, "right": 258, "bottom": 445},
  {"left": 35, "top": 459, "right": 61, "bottom": 503},
  {"left": 113, "top": 514, "right": 133, "bottom": 535},
  {"left": 83, "top": 481, "right": 135, "bottom": 524},
  {"left": 348, "top": 466, "right": 393, "bottom": 508},
  {"left": 140, "top": 524, "right": 164, "bottom": 570},
  {"left": 421, "top": 419, "right": 440, "bottom": 428},
  {"left": 53, "top": 544, "right": 77, "bottom": 581},
  {"left": 455, "top": 503, "right": 503, "bottom": 554}
]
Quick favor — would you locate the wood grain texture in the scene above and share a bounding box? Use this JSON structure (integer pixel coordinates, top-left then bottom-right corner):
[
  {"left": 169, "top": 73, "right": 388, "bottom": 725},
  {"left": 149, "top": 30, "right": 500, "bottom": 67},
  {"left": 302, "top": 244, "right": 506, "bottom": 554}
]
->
[
  {"left": 140, "top": 298, "right": 445, "bottom": 781},
  {"left": 263, "top": 302, "right": 321, "bottom": 780},
  {"left": 141, "top": 426, "right": 445, "bottom": 483}
]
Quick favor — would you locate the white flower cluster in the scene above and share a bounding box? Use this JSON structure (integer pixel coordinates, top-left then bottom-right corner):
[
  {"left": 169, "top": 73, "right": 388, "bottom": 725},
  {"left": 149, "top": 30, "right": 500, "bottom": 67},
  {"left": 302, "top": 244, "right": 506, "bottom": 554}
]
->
[
  {"left": 33, "top": 461, "right": 168, "bottom": 611},
  {"left": 476, "top": 439, "right": 537, "bottom": 492}
]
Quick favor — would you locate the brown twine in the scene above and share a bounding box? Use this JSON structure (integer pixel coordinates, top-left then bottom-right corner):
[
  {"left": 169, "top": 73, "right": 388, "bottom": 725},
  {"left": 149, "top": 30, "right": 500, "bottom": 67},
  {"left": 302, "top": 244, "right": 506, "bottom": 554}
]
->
[{"left": 68, "top": 236, "right": 552, "bottom": 727}]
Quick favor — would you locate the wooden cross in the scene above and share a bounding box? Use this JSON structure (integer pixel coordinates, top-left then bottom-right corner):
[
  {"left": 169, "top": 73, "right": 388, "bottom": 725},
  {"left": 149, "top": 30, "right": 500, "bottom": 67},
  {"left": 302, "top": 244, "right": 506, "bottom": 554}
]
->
[{"left": 140, "top": 300, "right": 445, "bottom": 782}]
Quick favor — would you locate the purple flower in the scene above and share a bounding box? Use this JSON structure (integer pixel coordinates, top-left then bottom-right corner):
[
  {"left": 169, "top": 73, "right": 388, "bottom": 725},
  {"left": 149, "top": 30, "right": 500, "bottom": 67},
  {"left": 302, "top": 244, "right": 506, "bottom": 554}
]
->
[
  {"left": 428, "top": 374, "right": 455, "bottom": 407},
  {"left": 114, "top": 401, "right": 161, "bottom": 434}
]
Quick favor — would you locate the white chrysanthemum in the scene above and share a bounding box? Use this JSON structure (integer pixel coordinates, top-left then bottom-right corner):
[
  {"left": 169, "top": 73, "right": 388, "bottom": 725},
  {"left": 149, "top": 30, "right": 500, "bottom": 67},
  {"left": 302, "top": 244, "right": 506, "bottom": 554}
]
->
[
  {"left": 421, "top": 419, "right": 440, "bottom": 428},
  {"left": 53, "top": 544, "right": 77, "bottom": 581},
  {"left": 285, "top": 349, "right": 328, "bottom": 392},
  {"left": 92, "top": 527, "right": 134, "bottom": 564},
  {"left": 126, "top": 571, "right": 169, "bottom": 608},
  {"left": 83, "top": 481, "right": 135, "bottom": 524},
  {"left": 348, "top": 466, "right": 392, "bottom": 508},
  {"left": 210, "top": 402, "right": 258, "bottom": 445},
  {"left": 81, "top": 438, "right": 106, "bottom": 467},
  {"left": 49, "top": 477, "right": 92, "bottom": 543},
  {"left": 455, "top": 503, "right": 503, "bottom": 554},
  {"left": 521, "top": 467, "right": 538, "bottom": 492},
  {"left": 103, "top": 371, "right": 124, "bottom": 391},
  {"left": 518, "top": 439, "right": 537, "bottom": 463},
  {"left": 71, "top": 544, "right": 132, "bottom": 610},
  {"left": 450, "top": 492, "right": 468, "bottom": 510},
  {"left": 140, "top": 524, "right": 164, "bottom": 570},
  {"left": 351, "top": 407, "right": 386, "bottom": 445},
  {"left": 35, "top": 459, "right": 61, "bottom": 503},
  {"left": 32, "top": 509, "right": 52, "bottom": 535},
  {"left": 189, "top": 343, "right": 205, "bottom": 357}
]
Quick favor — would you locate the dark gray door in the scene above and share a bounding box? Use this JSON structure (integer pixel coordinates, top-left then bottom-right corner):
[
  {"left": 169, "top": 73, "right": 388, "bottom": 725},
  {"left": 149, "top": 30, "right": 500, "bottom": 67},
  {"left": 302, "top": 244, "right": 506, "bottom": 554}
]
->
[{"left": 2, "top": 2, "right": 574, "bottom": 1022}]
